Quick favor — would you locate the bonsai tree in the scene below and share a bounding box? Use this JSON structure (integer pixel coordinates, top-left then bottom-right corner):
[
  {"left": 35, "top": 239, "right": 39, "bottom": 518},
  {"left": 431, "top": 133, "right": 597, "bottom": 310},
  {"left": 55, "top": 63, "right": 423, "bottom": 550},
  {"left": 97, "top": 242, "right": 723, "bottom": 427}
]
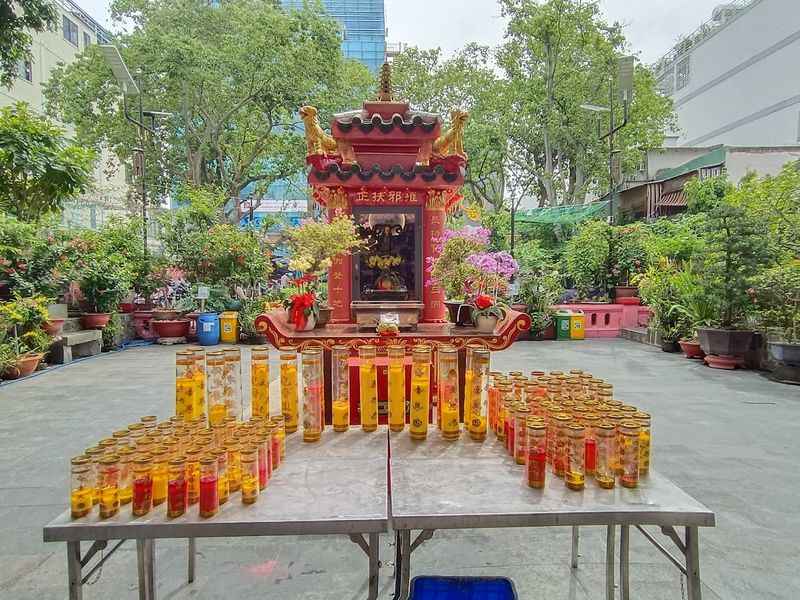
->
[
  {"left": 752, "top": 261, "right": 800, "bottom": 343},
  {"left": 700, "top": 201, "right": 771, "bottom": 329},
  {"left": 285, "top": 216, "right": 364, "bottom": 276},
  {"left": 428, "top": 226, "right": 490, "bottom": 301}
]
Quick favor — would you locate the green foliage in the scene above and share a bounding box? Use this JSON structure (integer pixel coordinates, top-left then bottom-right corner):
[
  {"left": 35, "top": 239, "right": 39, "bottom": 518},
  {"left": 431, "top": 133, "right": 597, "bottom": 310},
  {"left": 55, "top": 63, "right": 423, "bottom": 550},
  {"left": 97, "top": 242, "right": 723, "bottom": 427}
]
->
[
  {"left": 0, "top": 103, "right": 95, "bottom": 221},
  {"left": 564, "top": 220, "right": 612, "bottom": 297},
  {"left": 101, "top": 313, "right": 123, "bottom": 351},
  {"left": 430, "top": 236, "right": 485, "bottom": 300},
  {"left": 634, "top": 260, "right": 690, "bottom": 342},
  {"left": 643, "top": 214, "right": 706, "bottom": 264},
  {"left": 609, "top": 223, "right": 649, "bottom": 286},
  {"left": 0, "top": 0, "right": 57, "bottom": 88},
  {"left": 752, "top": 260, "right": 800, "bottom": 343},
  {"left": 19, "top": 326, "right": 51, "bottom": 354},
  {"left": 79, "top": 255, "right": 133, "bottom": 313},
  {"left": 285, "top": 216, "right": 364, "bottom": 275},
  {"left": 175, "top": 283, "right": 232, "bottom": 314},
  {"left": 238, "top": 296, "right": 268, "bottom": 337},
  {"left": 0, "top": 292, "right": 50, "bottom": 329},
  {"left": 44, "top": 0, "right": 374, "bottom": 199},
  {"left": 700, "top": 201, "right": 772, "bottom": 329},
  {"left": 517, "top": 268, "right": 563, "bottom": 334},
  {"left": 683, "top": 175, "right": 733, "bottom": 214}
]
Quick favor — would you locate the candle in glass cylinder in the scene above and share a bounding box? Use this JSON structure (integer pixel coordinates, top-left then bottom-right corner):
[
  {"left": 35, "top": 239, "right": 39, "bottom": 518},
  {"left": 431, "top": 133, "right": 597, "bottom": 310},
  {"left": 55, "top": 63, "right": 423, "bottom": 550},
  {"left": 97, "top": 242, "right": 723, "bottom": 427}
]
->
[
  {"left": 619, "top": 421, "right": 641, "bottom": 489},
  {"left": 594, "top": 422, "right": 616, "bottom": 489},
  {"left": 70, "top": 456, "right": 93, "bottom": 519},
  {"left": 565, "top": 423, "right": 586, "bottom": 491},
  {"left": 240, "top": 446, "right": 259, "bottom": 504},
  {"left": 212, "top": 448, "right": 229, "bottom": 505},
  {"left": 438, "top": 346, "right": 460, "bottom": 440},
  {"left": 226, "top": 443, "right": 242, "bottom": 493},
  {"left": 186, "top": 347, "right": 206, "bottom": 420},
  {"left": 223, "top": 348, "right": 243, "bottom": 421},
  {"left": 206, "top": 351, "right": 227, "bottom": 426},
  {"left": 250, "top": 347, "right": 270, "bottom": 419},
  {"left": 496, "top": 383, "right": 511, "bottom": 441},
  {"left": 84, "top": 446, "right": 104, "bottom": 504},
  {"left": 409, "top": 345, "right": 432, "bottom": 440},
  {"left": 463, "top": 344, "right": 481, "bottom": 434},
  {"left": 301, "top": 349, "right": 324, "bottom": 442},
  {"left": 279, "top": 348, "right": 299, "bottom": 433},
  {"left": 552, "top": 413, "right": 572, "bottom": 478},
  {"left": 634, "top": 412, "right": 651, "bottom": 477},
  {"left": 199, "top": 456, "right": 219, "bottom": 518},
  {"left": 167, "top": 456, "right": 187, "bottom": 518},
  {"left": 268, "top": 424, "right": 281, "bottom": 471},
  {"left": 387, "top": 345, "right": 406, "bottom": 432},
  {"left": 467, "top": 348, "right": 490, "bottom": 442},
  {"left": 151, "top": 447, "right": 169, "bottom": 506},
  {"left": 358, "top": 345, "right": 378, "bottom": 432},
  {"left": 582, "top": 413, "right": 600, "bottom": 476},
  {"left": 131, "top": 455, "right": 153, "bottom": 517},
  {"left": 255, "top": 431, "right": 270, "bottom": 490},
  {"left": 514, "top": 405, "right": 531, "bottom": 464},
  {"left": 525, "top": 420, "right": 547, "bottom": 489},
  {"left": 174, "top": 351, "right": 195, "bottom": 420},
  {"left": 272, "top": 415, "right": 287, "bottom": 460},
  {"left": 117, "top": 446, "right": 134, "bottom": 505},
  {"left": 331, "top": 345, "right": 350, "bottom": 432},
  {"left": 185, "top": 448, "right": 202, "bottom": 505}
]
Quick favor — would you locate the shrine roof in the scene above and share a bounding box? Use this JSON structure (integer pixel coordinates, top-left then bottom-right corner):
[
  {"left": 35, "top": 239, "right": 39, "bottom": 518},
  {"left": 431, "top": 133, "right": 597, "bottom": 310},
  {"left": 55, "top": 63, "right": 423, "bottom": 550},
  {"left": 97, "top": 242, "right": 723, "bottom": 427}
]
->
[
  {"left": 309, "top": 162, "right": 463, "bottom": 185},
  {"left": 333, "top": 108, "right": 441, "bottom": 135}
]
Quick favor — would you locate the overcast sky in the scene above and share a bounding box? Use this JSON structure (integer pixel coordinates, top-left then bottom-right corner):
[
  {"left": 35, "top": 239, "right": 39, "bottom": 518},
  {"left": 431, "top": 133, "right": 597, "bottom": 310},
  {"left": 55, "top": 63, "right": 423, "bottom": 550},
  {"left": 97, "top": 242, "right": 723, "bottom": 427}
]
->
[{"left": 79, "top": 0, "right": 727, "bottom": 64}]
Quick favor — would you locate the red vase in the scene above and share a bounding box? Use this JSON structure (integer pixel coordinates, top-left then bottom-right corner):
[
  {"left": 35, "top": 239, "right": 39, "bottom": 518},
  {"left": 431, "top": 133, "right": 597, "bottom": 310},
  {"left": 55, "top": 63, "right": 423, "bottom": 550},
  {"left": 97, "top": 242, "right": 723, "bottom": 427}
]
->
[
  {"left": 151, "top": 319, "right": 190, "bottom": 339},
  {"left": 81, "top": 313, "right": 111, "bottom": 330},
  {"left": 679, "top": 340, "right": 706, "bottom": 359}
]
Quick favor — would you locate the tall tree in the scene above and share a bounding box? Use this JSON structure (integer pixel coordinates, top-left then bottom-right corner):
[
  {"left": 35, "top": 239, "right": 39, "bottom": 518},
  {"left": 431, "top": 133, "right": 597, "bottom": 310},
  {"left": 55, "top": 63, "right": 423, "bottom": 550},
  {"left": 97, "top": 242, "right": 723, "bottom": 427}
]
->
[
  {"left": 44, "top": 0, "right": 374, "bottom": 208},
  {"left": 0, "top": 0, "right": 56, "bottom": 88}
]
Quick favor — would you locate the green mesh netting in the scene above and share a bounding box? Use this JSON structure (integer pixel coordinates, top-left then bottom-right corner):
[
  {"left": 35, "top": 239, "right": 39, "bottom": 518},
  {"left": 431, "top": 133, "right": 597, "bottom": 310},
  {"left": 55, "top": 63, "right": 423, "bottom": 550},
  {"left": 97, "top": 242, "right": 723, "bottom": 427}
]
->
[{"left": 516, "top": 201, "right": 610, "bottom": 225}]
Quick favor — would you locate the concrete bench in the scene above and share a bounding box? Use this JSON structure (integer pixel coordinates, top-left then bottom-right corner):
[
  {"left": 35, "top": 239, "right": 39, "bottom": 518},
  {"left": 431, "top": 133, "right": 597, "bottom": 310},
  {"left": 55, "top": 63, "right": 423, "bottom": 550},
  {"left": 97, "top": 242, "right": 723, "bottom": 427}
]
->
[{"left": 49, "top": 330, "right": 102, "bottom": 365}]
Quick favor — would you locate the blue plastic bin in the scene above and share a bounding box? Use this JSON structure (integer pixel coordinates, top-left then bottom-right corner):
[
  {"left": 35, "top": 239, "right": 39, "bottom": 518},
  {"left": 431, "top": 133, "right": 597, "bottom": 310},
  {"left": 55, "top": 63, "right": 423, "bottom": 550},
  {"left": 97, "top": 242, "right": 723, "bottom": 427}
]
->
[
  {"left": 196, "top": 312, "right": 220, "bottom": 346},
  {"left": 409, "top": 576, "right": 517, "bottom": 600}
]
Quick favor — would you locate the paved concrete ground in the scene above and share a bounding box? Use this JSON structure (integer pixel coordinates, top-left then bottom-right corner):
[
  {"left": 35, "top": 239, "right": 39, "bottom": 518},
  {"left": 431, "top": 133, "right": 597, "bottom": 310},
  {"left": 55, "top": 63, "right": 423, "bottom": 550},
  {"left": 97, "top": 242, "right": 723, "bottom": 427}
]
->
[{"left": 0, "top": 339, "right": 798, "bottom": 599}]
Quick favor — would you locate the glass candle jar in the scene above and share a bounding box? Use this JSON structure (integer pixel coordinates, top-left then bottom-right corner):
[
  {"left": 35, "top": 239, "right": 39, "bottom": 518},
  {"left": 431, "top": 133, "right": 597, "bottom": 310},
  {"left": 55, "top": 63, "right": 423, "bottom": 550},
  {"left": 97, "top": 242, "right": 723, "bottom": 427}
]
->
[
  {"left": 331, "top": 345, "right": 350, "bottom": 432},
  {"left": 565, "top": 423, "right": 586, "bottom": 491},
  {"left": 255, "top": 432, "right": 270, "bottom": 490},
  {"left": 98, "top": 437, "right": 117, "bottom": 455},
  {"left": 437, "top": 346, "right": 460, "bottom": 440},
  {"left": 358, "top": 345, "right": 378, "bottom": 432},
  {"left": 251, "top": 346, "right": 270, "bottom": 419},
  {"left": 224, "top": 348, "right": 243, "bottom": 421},
  {"left": 226, "top": 443, "right": 242, "bottom": 492},
  {"left": 594, "top": 422, "right": 616, "bottom": 489},
  {"left": 409, "top": 345, "right": 432, "bottom": 441},
  {"left": 185, "top": 448, "right": 202, "bottom": 505},
  {"left": 634, "top": 412, "right": 651, "bottom": 477},
  {"left": 117, "top": 446, "right": 134, "bottom": 505},
  {"left": 467, "top": 348, "right": 490, "bottom": 442},
  {"left": 176, "top": 351, "right": 196, "bottom": 421},
  {"left": 140, "top": 415, "right": 157, "bottom": 430},
  {"left": 112, "top": 429, "right": 129, "bottom": 447},
  {"left": 301, "top": 349, "right": 324, "bottom": 442},
  {"left": 272, "top": 415, "right": 287, "bottom": 459},
  {"left": 607, "top": 413, "right": 626, "bottom": 474},
  {"left": 619, "top": 421, "right": 641, "bottom": 488},
  {"left": 206, "top": 351, "right": 227, "bottom": 426},
  {"left": 552, "top": 413, "right": 572, "bottom": 478},
  {"left": 187, "top": 347, "right": 206, "bottom": 420},
  {"left": 240, "top": 446, "right": 259, "bottom": 505},
  {"left": 525, "top": 420, "right": 547, "bottom": 489},
  {"left": 279, "top": 348, "right": 299, "bottom": 433},
  {"left": 387, "top": 345, "right": 406, "bottom": 432},
  {"left": 582, "top": 414, "right": 600, "bottom": 477},
  {"left": 151, "top": 447, "right": 169, "bottom": 506},
  {"left": 167, "top": 456, "right": 187, "bottom": 518},
  {"left": 131, "top": 455, "right": 153, "bottom": 517},
  {"left": 514, "top": 406, "right": 531, "bottom": 465},
  {"left": 84, "top": 446, "right": 104, "bottom": 505},
  {"left": 70, "top": 456, "right": 93, "bottom": 519},
  {"left": 488, "top": 374, "right": 500, "bottom": 433},
  {"left": 199, "top": 456, "right": 219, "bottom": 518},
  {"left": 268, "top": 424, "right": 281, "bottom": 471},
  {"left": 463, "top": 344, "right": 483, "bottom": 432},
  {"left": 496, "top": 384, "right": 511, "bottom": 441},
  {"left": 212, "top": 448, "right": 229, "bottom": 505}
]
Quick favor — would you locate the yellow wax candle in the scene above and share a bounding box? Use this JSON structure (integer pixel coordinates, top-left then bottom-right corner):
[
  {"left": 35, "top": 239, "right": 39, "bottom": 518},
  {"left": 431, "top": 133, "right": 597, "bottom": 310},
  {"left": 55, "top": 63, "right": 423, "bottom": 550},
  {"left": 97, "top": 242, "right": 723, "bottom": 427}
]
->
[
  {"left": 639, "top": 429, "right": 651, "bottom": 476},
  {"left": 441, "top": 402, "right": 460, "bottom": 440},
  {"left": 152, "top": 466, "right": 168, "bottom": 506},
  {"left": 209, "top": 403, "right": 227, "bottom": 426},
  {"left": 192, "top": 369, "right": 205, "bottom": 419},
  {"left": 409, "top": 379, "right": 430, "bottom": 440},
  {"left": 241, "top": 474, "right": 259, "bottom": 504},
  {"left": 280, "top": 363, "right": 298, "bottom": 433},
  {"left": 175, "top": 377, "right": 194, "bottom": 420},
  {"left": 463, "top": 370, "right": 474, "bottom": 430},
  {"left": 388, "top": 365, "right": 405, "bottom": 432},
  {"left": 70, "top": 488, "right": 92, "bottom": 519},
  {"left": 119, "top": 484, "right": 132, "bottom": 505},
  {"left": 251, "top": 363, "right": 270, "bottom": 417},
  {"left": 360, "top": 365, "right": 378, "bottom": 432},
  {"left": 332, "top": 400, "right": 349, "bottom": 432},
  {"left": 98, "top": 486, "right": 119, "bottom": 519}
]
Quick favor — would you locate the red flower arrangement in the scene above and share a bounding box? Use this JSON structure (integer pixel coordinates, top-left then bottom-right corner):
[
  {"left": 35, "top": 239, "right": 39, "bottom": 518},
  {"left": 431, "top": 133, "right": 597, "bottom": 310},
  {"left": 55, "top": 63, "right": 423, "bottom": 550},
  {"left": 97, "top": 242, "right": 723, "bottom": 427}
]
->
[
  {"left": 283, "top": 274, "right": 320, "bottom": 330},
  {"left": 474, "top": 294, "right": 494, "bottom": 310}
]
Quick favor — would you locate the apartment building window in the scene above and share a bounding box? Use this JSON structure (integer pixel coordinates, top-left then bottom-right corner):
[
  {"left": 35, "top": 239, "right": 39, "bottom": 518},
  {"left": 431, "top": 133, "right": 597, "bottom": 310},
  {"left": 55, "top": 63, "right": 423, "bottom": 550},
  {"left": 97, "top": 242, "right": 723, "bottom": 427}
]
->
[
  {"left": 17, "top": 59, "right": 33, "bottom": 82},
  {"left": 63, "top": 16, "right": 79, "bottom": 46},
  {"left": 84, "top": 32, "right": 92, "bottom": 48},
  {"left": 676, "top": 57, "right": 691, "bottom": 91},
  {"left": 658, "top": 70, "right": 674, "bottom": 95}
]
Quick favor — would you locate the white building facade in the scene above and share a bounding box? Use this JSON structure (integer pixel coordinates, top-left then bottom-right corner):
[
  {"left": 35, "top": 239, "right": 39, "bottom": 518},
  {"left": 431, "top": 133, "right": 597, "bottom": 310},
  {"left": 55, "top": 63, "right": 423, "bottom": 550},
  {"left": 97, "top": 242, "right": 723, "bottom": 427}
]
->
[{"left": 653, "top": 0, "right": 800, "bottom": 147}]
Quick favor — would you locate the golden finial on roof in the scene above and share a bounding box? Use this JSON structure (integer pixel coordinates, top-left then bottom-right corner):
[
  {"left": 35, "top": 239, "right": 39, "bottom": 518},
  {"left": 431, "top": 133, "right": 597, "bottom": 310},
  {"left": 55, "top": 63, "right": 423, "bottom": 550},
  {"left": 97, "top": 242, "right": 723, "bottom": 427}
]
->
[{"left": 377, "top": 62, "right": 394, "bottom": 102}]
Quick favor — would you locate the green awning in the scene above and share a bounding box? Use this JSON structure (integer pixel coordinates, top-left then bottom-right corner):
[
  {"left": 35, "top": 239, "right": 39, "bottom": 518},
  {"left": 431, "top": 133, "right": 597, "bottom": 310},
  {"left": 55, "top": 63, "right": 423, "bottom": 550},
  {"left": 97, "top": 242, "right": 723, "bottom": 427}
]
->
[
  {"left": 654, "top": 146, "right": 726, "bottom": 181},
  {"left": 516, "top": 201, "right": 610, "bottom": 225}
]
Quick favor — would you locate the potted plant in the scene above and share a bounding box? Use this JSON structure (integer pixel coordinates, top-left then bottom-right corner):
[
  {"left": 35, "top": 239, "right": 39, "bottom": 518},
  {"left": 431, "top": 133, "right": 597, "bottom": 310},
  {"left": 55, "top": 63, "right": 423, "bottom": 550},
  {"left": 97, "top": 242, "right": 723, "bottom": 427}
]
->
[
  {"left": 0, "top": 294, "right": 53, "bottom": 378},
  {"left": 238, "top": 295, "right": 268, "bottom": 344},
  {"left": 471, "top": 293, "right": 506, "bottom": 333},
  {"left": 696, "top": 202, "right": 771, "bottom": 366},
  {"left": 283, "top": 274, "right": 319, "bottom": 331},
  {"left": 667, "top": 265, "right": 716, "bottom": 359},
  {"left": 516, "top": 268, "right": 563, "bottom": 340},
  {"left": 564, "top": 220, "right": 613, "bottom": 300},
  {"left": 79, "top": 256, "right": 132, "bottom": 330},
  {"left": 635, "top": 260, "right": 690, "bottom": 352},
  {"left": 610, "top": 224, "right": 649, "bottom": 302},
  {"left": 752, "top": 261, "right": 800, "bottom": 382},
  {"left": 148, "top": 266, "right": 192, "bottom": 338}
]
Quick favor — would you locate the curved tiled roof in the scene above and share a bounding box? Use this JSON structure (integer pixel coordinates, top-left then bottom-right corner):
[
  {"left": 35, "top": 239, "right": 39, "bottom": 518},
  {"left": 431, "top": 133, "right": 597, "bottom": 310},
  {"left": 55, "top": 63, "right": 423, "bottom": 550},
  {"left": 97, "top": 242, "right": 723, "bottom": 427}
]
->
[
  {"left": 311, "top": 163, "right": 462, "bottom": 184},
  {"left": 334, "top": 111, "right": 440, "bottom": 134}
]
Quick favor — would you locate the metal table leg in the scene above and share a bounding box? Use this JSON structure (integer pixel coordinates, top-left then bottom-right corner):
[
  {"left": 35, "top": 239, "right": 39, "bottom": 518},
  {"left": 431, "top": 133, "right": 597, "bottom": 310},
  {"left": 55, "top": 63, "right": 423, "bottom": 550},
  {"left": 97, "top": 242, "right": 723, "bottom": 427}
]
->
[
  {"left": 399, "top": 530, "right": 411, "bottom": 600},
  {"left": 188, "top": 538, "right": 196, "bottom": 583},
  {"left": 136, "top": 539, "right": 148, "bottom": 600},
  {"left": 368, "top": 532, "right": 380, "bottom": 600},
  {"left": 67, "top": 541, "right": 82, "bottom": 600},
  {"left": 605, "top": 525, "right": 616, "bottom": 600},
  {"left": 571, "top": 526, "right": 580, "bottom": 569},
  {"left": 147, "top": 539, "right": 156, "bottom": 600},
  {"left": 620, "top": 525, "right": 630, "bottom": 600},
  {"left": 685, "top": 526, "right": 702, "bottom": 600}
]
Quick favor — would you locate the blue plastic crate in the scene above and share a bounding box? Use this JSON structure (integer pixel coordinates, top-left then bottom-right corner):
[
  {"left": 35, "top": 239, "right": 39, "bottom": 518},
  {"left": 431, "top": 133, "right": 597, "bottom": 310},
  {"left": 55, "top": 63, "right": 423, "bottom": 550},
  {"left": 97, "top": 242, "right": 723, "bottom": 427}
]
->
[{"left": 409, "top": 576, "right": 518, "bottom": 600}]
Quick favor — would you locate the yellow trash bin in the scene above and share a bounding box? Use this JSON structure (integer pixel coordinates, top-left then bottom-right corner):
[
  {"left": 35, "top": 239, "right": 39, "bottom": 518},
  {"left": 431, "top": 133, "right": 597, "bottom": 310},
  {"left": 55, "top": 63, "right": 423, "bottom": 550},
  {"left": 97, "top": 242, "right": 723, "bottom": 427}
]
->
[
  {"left": 570, "top": 310, "right": 586, "bottom": 340},
  {"left": 219, "top": 311, "right": 239, "bottom": 344}
]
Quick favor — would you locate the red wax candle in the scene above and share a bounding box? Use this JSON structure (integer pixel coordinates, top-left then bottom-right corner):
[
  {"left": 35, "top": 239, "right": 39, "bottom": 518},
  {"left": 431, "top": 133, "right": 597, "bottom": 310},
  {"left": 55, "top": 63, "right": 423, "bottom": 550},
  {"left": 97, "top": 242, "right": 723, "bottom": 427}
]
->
[
  {"left": 527, "top": 448, "right": 547, "bottom": 488},
  {"left": 199, "top": 475, "right": 218, "bottom": 518},
  {"left": 507, "top": 419, "right": 516, "bottom": 456},
  {"left": 167, "top": 479, "right": 187, "bottom": 518},
  {"left": 132, "top": 476, "right": 152, "bottom": 516},
  {"left": 585, "top": 438, "right": 597, "bottom": 474},
  {"left": 258, "top": 448, "right": 268, "bottom": 489}
]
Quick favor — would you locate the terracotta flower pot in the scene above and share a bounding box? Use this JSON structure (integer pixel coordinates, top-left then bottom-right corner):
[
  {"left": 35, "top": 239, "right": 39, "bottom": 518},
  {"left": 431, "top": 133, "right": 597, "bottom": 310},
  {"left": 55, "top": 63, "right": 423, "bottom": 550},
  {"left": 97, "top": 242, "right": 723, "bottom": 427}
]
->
[
  {"left": 119, "top": 302, "right": 135, "bottom": 314},
  {"left": 679, "top": 339, "right": 706, "bottom": 359},
  {"left": 3, "top": 353, "right": 43, "bottom": 380},
  {"left": 81, "top": 313, "right": 111, "bottom": 330},
  {"left": 42, "top": 319, "right": 65, "bottom": 337},
  {"left": 152, "top": 309, "right": 180, "bottom": 321},
  {"left": 151, "top": 319, "right": 190, "bottom": 339}
]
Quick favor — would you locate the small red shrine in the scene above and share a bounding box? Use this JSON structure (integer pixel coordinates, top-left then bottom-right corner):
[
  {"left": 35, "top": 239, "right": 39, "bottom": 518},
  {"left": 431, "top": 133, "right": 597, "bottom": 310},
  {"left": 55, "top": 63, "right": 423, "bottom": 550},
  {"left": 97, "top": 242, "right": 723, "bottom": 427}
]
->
[{"left": 299, "top": 63, "right": 467, "bottom": 325}]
